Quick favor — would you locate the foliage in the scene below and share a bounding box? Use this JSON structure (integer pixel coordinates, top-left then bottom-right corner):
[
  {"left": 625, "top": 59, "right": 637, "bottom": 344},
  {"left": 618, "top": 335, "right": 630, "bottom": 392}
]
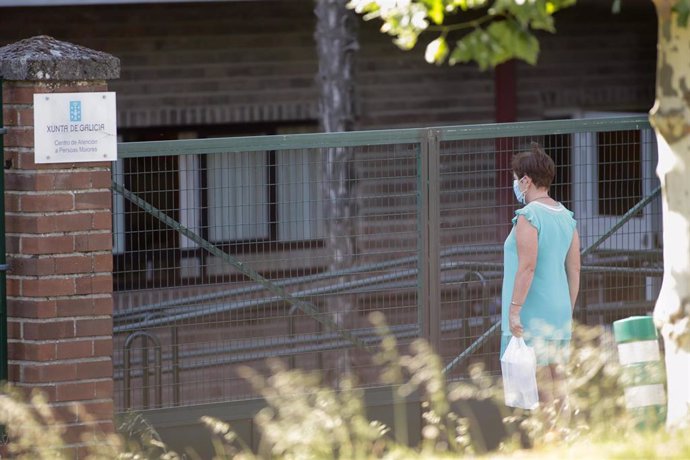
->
[
  {"left": 0, "top": 385, "right": 129, "bottom": 459},
  {"left": 673, "top": 0, "right": 690, "bottom": 27},
  {"left": 346, "top": 0, "right": 577, "bottom": 69},
  {"left": 1, "top": 318, "right": 690, "bottom": 458},
  {"left": 0, "top": 386, "right": 67, "bottom": 459}
]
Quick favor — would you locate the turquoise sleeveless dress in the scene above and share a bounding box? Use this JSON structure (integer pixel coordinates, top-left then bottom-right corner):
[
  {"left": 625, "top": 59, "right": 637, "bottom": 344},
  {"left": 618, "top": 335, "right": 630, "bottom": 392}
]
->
[{"left": 500, "top": 201, "right": 577, "bottom": 366}]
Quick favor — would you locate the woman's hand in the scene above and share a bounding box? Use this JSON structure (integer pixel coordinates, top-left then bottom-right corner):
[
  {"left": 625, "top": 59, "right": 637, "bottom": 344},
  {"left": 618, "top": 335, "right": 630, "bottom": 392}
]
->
[{"left": 509, "top": 306, "right": 524, "bottom": 337}]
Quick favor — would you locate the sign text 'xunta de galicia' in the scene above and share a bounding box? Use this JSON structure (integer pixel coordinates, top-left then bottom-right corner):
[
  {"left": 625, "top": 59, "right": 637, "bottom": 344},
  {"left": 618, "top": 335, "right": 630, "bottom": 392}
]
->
[{"left": 33, "top": 92, "right": 117, "bottom": 163}]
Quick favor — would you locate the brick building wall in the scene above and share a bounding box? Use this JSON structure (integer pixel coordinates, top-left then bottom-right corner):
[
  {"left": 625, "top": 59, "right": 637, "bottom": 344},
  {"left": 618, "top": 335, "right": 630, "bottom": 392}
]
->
[{"left": 0, "top": 0, "right": 657, "bottom": 132}]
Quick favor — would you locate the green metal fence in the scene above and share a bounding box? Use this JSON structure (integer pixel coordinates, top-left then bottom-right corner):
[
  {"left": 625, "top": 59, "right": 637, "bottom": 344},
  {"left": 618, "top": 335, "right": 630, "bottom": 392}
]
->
[{"left": 112, "top": 115, "right": 662, "bottom": 411}]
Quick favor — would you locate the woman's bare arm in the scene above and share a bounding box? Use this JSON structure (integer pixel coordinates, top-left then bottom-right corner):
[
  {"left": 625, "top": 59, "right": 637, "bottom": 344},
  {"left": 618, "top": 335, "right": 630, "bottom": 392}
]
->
[
  {"left": 565, "top": 229, "right": 581, "bottom": 311},
  {"left": 509, "top": 215, "right": 538, "bottom": 336}
]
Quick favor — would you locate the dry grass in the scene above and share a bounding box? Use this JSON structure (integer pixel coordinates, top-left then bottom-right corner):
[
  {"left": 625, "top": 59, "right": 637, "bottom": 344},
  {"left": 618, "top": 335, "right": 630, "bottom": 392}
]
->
[{"left": 1, "top": 317, "right": 687, "bottom": 459}]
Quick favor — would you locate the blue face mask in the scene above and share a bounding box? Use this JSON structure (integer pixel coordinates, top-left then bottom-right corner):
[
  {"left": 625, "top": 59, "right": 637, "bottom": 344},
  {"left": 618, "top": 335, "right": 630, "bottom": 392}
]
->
[{"left": 513, "top": 178, "right": 526, "bottom": 204}]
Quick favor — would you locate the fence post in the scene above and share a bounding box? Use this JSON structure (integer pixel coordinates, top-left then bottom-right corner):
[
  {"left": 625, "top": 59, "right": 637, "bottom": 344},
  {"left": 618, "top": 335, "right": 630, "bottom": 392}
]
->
[
  {"left": 0, "top": 36, "right": 119, "bottom": 458},
  {"left": 419, "top": 129, "right": 441, "bottom": 351}
]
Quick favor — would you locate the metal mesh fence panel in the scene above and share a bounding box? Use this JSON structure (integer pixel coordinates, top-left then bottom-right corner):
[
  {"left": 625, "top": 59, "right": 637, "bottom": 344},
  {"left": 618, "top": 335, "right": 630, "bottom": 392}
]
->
[{"left": 113, "top": 138, "right": 422, "bottom": 409}]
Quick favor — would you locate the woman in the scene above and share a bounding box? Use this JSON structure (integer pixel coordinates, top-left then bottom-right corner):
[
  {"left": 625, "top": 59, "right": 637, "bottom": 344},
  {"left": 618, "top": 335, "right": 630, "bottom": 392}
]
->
[{"left": 501, "top": 142, "right": 581, "bottom": 407}]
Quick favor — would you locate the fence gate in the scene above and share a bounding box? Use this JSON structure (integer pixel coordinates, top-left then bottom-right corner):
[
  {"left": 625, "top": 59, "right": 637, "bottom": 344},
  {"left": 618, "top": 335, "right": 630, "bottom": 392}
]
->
[{"left": 111, "top": 116, "right": 663, "bottom": 455}]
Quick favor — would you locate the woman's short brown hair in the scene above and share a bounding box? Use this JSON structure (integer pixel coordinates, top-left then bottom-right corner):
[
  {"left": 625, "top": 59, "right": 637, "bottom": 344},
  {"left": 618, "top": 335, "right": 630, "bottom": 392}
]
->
[{"left": 511, "top": 142, "right": 555, "bottom": 189}]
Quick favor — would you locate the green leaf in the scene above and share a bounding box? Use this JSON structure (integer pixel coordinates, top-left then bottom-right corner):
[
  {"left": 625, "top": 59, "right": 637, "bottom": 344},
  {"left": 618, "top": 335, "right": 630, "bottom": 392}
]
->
[
  {"left": 488, "top": 19, "right": 540, "bottom": 65},
  {"left": 490, "top": 0, "right": 556, "bottom": 32},
  {"left": 448, "top": 19, "right": 540, "bottom": 70},
  {"left": 673, "top": 0, "right": 690, "bottom": 28},
  {"left": 611, "top": 0, "right": 621, "bottom": 14},
  {"left": 449, "top": 28, "right": 507, "bottom": 69}
]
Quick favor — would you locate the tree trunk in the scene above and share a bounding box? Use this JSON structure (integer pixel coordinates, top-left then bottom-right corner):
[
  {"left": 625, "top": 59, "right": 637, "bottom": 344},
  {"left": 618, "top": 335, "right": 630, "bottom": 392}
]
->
[
  {"left": 650, "top": 0, "right": 690, "bottom": 428},
  {"left": 314, "top": 0, "right": 359, "bottom": 384}
]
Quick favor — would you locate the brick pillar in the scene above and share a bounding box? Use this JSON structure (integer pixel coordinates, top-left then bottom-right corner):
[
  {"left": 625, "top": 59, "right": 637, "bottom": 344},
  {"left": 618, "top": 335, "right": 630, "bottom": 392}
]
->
[{"left": 0, "top": 36, "right": 119, "bottom": 457}]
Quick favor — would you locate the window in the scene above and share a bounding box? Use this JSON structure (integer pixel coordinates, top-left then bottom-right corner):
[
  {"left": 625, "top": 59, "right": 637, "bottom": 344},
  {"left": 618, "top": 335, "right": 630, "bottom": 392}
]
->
[{"left": 114, "top": 123, "right": 323, "bottom": 286}]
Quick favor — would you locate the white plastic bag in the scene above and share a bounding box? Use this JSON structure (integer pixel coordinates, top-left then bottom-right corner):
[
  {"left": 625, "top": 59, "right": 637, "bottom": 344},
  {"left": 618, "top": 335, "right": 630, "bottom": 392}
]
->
[{"left": 501, "top": 336, "right": 539, "bottom": 410}]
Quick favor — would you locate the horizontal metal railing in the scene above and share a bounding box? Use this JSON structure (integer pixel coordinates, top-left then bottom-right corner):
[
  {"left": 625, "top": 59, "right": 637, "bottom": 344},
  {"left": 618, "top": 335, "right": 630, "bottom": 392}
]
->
[{"left": 117, "top": 116, "right": 649, "bottom": 158}]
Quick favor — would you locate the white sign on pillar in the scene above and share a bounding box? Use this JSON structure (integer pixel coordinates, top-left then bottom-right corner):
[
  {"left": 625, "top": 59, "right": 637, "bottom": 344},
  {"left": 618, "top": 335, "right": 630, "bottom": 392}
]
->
[{"left": 33, "top": 92, "right": 117, "bottom": 163}]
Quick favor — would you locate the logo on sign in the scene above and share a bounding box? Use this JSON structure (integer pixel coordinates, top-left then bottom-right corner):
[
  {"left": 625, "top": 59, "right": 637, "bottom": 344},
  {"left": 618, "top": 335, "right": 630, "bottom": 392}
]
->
[{"left": 69, "top": 101, "right": 82, "bottom": 122}]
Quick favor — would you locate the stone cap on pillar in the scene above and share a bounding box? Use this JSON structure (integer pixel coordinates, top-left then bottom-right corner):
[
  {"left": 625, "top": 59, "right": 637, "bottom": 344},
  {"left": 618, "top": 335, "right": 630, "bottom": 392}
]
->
[{"left": 0, "top": 35, "right": 120, "bottom": 81}]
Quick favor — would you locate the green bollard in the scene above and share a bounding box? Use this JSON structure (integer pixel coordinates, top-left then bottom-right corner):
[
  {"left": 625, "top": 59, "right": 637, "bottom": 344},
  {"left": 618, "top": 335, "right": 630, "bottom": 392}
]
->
[{"left": 612, "top": 316, "right": 667, "bottom": 430}]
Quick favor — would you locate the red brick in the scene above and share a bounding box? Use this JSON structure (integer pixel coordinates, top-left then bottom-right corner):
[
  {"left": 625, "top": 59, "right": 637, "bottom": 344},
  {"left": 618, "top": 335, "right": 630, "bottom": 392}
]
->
[
  {"left": 5, "top": 234, "right": 20, "bottom": 253},
  {"left": 55, "top": 379, "right": 113, "bottom": 402},
  {"left": 91, "top": 171, "right": 113, "bottom": 189},
  {"left": 3, "top": 84, "right": 36, "bottom": 104},
  {"left": 94, "top": 297, "right": 113, "bottom": 315},
  {"left": 94, "top": 253, "right": 113, "bottom": 272},
  {"left": 52, "top": 213, "right": 93, "bottom": 233},
  {"left": 34, "top": 173, "right": 59, "bottom": 190},
  {"left": 14, "top": 382, "right": 57, "bottom": 402},
  {"left": 76, "top": 359, "right": 112, "bottom": 380},
  {"left": 13, "top": 257, "right": 60, "bottom": 277},
  {"left": 52, "top": 403, "right": 80, "bottom": 424},
  {"left": 5, "top": 172, "right": 37, "bottom": 191},
  {"left": 4, "top": 127, "right": 33, "bottom": 148},
  {"left": 51, "top": 171, "right": 111, "bottom": 191},
  {"left": 2, "top": 106, "right": 19, "bottom": 126},
  {"left": 93, "top": 379, "right": 113, "bottom": 399},
  {"left": 6, "top": 276, "right": 21, "bottom": 296},
  {"left": 91, "top": 211, "right": 112, "bottom": 231},
  {"left": 76, "top": 318, "right": 112, "bottom": 337},
  {"left": 93, "top": 338, "right": 113, "bottom": 357},
  {"left": 23, "top": 362, "right": 78, "bottom": 383},
  {"left": 8, "top": 256, "right": 38, "bottom": 275},
  {"left": 5, "top": 193, "right": 21, "bottom": 212},
  {"left": 8, "top": 341, "right": 56, "bottom": 361},
  {"left": 78, "top": 400, "right": 114, "bottom": 422},
  {"left": 57, "top": 340, "right": 95, "bottom": 359},
  {"left": 56, "top": 296, "right": 113, "bottom": 317},
  {"left": 50, "top": 172, "right": 87, "bottom": 190},
  {"left": 56, "top": 381, "right": 97, "bottom": 401},
  {"left": 7, "top": 298, "right": 57, "bottom": 318},
  {"left": 75, "top": 233, "right": 112, "bottom": 252},
  {"left": 6, "top": 214, "right": 38, "bottom": 233},
  {"left": 4, "top": 149, "right": 20, "bottom": 172},
  {"left": 17, "top": 107, "right": 34, "bottom": 126},
  {"left": 76, "top": 274, "right": 112, "bottom": 295},
  {"left": 35, "top": 257, "right": 59, "bottom": 275},
  {"left": 21, "top": 235, "right": 75, "bottom": 255},
  {"left": 22, "top": 277, "right": 76, "bottom": 297},
  {"left": 16, "top": 155, "right": 91, "bottom": 171},
  {"left": 15, "top": 151, "right": 38, "bottom": 170},
  {"left": 75, "top": 191, "right": 112, "bottom": 210},
  {"left": 7, "top": 319, "right": 21, "bottom": 339},
  {"left": 8, "top": 363, "right": 20, "bottom": 381},
  {"left": 22, "top": 319, "right": 74, "bottom": 340},
  {"left": 54, "top": 255, "right": 94, "bottom": 275},
  {"left": 21, "top": 193, "right": 74, "bottom": 212}
]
